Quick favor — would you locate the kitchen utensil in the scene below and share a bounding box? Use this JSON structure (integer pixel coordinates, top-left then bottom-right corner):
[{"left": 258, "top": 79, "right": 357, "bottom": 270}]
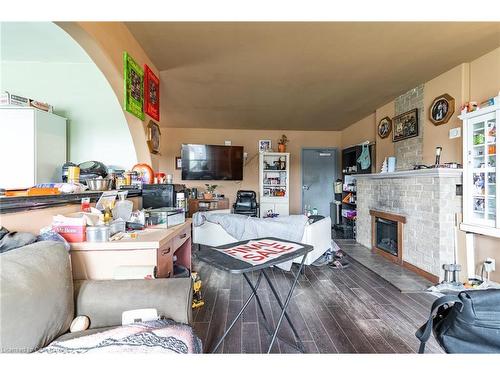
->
[
  {"left": 78, "top": 161, "right": 108, "bottom": 180},
  {"left": 86, "top": 225, "right": 110, "bottom": 242},
  {"left": 85, "top": 178, "right": 113, "bottom": 191}
]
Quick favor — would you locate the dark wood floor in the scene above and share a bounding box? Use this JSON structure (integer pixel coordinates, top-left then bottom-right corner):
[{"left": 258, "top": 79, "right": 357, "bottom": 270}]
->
[{"left": 191, "top": 255, "right": 443, "bottom": 354}]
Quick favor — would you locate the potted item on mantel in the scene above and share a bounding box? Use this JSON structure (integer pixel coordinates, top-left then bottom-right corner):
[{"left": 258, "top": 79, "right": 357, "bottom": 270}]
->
[
  {"left": 277, "top": 134, "right": 289, "bottom": 152},
  {"left": 204, "top": 184, "right": 218, "bottom": 200}
]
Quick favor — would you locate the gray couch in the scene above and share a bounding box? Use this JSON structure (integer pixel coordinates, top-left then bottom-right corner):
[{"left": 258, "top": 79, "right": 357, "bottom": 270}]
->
[{"left": 0, "top": 241, "right": 192, "bottom": 353}]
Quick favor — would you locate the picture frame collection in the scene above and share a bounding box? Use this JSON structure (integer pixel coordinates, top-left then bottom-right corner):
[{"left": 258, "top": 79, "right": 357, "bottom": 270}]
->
[{"left": 377, "top": 93, "right": 455, "bottom": 142}]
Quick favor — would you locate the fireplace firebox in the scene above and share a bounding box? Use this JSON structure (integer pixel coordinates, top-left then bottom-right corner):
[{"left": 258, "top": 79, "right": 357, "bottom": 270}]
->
[
  {"left": 369, "top": 210, "right": 406, "bottom": 264},
  {"left": 375, "top": 217, "right": 398, "bottom": 256}
]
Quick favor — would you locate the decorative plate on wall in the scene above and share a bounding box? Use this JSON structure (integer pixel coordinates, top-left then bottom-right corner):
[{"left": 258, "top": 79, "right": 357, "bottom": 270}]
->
[
  {"left": 147, "top": 120, "right": 161, "bottom": 154},
  {"left": 377, "top": 116, "right": 392, "bottom": 139},
  {"left": 429, "top": 93, "right": 455, "bottom": 126}
]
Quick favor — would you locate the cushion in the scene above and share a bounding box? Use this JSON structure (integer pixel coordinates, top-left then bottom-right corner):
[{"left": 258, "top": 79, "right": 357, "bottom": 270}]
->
[{"left": 0, "top": 241, "right": 74, "bottom": 353}]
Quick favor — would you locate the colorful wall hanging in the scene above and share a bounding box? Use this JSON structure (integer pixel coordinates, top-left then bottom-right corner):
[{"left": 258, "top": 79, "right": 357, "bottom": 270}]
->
[
  {"left": 144, "top": 64, "right": 160, "bottom": 121},
  {"left": 123, "top": 52, "right": 144, "bottom": 120}
]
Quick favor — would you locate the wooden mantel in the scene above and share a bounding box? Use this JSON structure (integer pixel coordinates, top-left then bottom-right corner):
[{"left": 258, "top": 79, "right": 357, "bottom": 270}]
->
[{"left": 369, "top": 209, "right": 406, "bottom": 223}]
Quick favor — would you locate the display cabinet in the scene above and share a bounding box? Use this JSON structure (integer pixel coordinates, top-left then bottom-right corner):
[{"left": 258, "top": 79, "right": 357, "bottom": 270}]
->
[
  {"left": 460, "top": 95, "right": 500, "bottom": 237},
  {"left": 259, "top": 152, "right": 290, "bottom": 217}
]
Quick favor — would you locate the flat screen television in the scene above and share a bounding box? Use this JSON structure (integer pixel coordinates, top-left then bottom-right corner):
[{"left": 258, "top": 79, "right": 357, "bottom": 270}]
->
[{"left": 181, "top": 144, "right": 244, "bottom": 180}]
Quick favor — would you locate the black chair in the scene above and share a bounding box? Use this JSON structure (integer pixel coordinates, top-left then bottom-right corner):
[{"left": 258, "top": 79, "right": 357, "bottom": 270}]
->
[{"left": 233, "top": 190, "right": 259, "bottom": 217}]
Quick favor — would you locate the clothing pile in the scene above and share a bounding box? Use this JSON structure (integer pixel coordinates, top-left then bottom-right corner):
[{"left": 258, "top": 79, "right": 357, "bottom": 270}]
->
[{"left": 0, "top": 226, "right": 69, "bottom": 254}]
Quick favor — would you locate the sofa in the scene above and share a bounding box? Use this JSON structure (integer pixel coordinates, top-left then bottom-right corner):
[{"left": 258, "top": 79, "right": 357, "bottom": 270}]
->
[
  {"left": 193, "top": 212, "right": 332, "bottom": 266},
  {"left": 0, "top": 241, "right": 193, "bottom": 353}
]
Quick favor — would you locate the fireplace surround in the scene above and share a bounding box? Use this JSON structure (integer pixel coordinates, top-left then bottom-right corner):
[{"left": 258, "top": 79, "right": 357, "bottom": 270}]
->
[
  {"left": 371, "top": 210, "right": 406, "bottom": 264},
  {"left": 356, "top": 168, "right": 462, "bottom": 283}
]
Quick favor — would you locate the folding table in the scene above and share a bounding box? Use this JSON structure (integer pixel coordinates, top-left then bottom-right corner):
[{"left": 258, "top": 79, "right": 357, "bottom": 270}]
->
[{"left": 197, "top": 237, "right": 313, "bottom": 353}]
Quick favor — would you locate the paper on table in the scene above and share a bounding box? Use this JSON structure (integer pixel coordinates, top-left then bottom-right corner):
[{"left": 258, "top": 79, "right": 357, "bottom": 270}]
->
[{"left": 215, "top": 239, "right": 303, "bottom": 266}]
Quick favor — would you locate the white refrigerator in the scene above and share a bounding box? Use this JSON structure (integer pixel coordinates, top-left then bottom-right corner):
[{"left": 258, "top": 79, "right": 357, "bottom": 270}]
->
[{"left": 0, "top": 107, "right": 67, "bottom": 190}]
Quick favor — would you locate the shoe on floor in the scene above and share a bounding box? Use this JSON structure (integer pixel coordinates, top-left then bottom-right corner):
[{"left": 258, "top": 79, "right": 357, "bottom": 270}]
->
[{"left": 328, "top": 259, "right": 350, "bottom": 269}]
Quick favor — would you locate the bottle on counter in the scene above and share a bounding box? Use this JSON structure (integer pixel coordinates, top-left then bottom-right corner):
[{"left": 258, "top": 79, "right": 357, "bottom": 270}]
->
[{"left": 112, "top": 191, "right": 133, "bottom": 221}]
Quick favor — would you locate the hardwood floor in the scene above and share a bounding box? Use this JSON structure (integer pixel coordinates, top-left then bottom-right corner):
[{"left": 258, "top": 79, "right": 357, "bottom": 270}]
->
[{"left": 191, "top": 255, "right": 444, "bottom": 354}]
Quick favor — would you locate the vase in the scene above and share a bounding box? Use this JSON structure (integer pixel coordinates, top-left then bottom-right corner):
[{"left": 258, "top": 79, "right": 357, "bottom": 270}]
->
[
  {"left": 278, "top": 143, "right": 286, "bottom": 152},
  {"left": 203, "top": 193, "right": 213, "bottom": 200}
]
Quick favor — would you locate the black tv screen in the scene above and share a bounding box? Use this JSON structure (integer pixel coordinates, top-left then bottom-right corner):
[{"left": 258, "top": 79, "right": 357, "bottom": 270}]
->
[{"left": 181, "top": 144, "right": 244, "bottom": 180}]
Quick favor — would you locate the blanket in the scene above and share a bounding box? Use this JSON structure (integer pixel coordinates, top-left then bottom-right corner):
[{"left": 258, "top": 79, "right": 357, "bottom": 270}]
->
[
  {"left": 193, "top": 212, "right": 308, "bottom": 243},
  {"left": 38, "top": 319, "right": 202, "bottom": 354}
]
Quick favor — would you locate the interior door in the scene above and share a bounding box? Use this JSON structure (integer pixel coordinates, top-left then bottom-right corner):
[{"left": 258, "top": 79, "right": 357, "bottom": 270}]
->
[{"left": 301, "top": 148, "right": 337, "bottom": 217}]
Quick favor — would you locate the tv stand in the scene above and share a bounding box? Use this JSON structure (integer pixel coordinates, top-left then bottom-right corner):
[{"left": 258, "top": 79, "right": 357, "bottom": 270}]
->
[{"left": 187, "top": 198, "right": 230, "bottom": 217}]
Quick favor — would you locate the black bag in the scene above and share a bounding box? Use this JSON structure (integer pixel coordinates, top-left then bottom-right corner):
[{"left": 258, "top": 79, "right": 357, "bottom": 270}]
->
[{"left": 416, "top": 289, "right": 500, "bottom": 353}]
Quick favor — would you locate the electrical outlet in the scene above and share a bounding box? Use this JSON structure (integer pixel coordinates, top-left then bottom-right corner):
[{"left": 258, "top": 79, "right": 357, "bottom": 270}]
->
[
  {"left": 449, "top": 127, "right": 461, "bottom": 139},
  {"left": 485, "top": 257, "right": 496, "bottom": 272}
]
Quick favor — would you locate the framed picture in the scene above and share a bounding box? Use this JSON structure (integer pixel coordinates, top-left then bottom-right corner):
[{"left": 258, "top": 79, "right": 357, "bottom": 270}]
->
[
  {"left": 175, "top": 156, "right": 182, "bottom": 170},
  {"left": 429, "top": 93, "right": 455, "bottom": 126},
  {"left": 123, "top": 52, "right": 144, "bottom": 120},
  {"left": 144, "top": 64, "right": 160, "bottom": 121},
  {"left": 146, "top": 120, "right": 161, "bottom": 154},
  {"left": 259, "top": 140, "right": 272, "bottom": 152},
  {"left": 377, "top": 116, "right": 392, "bottom": 139},
  {"left": 392, "top": 109, "right": 419, "bottom": 142}
]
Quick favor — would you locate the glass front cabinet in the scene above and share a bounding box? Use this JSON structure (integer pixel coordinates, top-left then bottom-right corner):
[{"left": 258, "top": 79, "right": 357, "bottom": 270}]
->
[{"left": 461, "top": 95, "right": 500, "bottom": 236}]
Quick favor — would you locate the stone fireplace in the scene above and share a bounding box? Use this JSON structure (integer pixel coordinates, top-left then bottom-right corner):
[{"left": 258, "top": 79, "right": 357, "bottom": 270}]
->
[{"left": 356, "top": 168, "right": 462, "bottom": 282}]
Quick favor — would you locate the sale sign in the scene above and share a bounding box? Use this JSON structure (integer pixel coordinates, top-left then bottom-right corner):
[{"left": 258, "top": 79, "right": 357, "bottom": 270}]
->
[{"left": 217, "top": 239, "right": 303, "bottom": 265}]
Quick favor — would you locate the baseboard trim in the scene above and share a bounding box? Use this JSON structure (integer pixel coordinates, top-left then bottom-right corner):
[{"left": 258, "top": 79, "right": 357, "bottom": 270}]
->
[{"left": 402, "top": 261, "right": 439, "bottom": 284}]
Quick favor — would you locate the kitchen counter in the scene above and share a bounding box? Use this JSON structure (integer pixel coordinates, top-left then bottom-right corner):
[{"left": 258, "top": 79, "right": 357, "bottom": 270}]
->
[
  {"left": 69, "top": 220, "right": 192, "bottom": 280},
  {"left": 70, "top": 220, "right": 191, "bottom": 251},
  {"left": 0, "top": 189, "right": 141, "bottom": 214}
]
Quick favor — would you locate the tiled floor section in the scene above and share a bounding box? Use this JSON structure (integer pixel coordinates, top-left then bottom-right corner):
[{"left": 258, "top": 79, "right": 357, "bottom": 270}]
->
[
  {"left": 191, "top": 254, "right": 442, "bottom": 353},
  {"left": 335, "top": 239, "right": 433, "bottom": 292}
]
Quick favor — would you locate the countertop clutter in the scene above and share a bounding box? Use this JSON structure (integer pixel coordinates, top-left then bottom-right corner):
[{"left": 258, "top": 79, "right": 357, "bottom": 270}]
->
[{"left": 46, "top": 189, "right": 191, "bottom": 280}]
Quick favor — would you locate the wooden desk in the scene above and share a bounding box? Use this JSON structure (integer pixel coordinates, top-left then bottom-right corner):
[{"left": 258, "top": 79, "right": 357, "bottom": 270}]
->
[
  {"left": 187, "top": 198, "right": 230, "bottom": 217},
  {"left": 70, "top": 220, "right": 192, "bottom": 280}
]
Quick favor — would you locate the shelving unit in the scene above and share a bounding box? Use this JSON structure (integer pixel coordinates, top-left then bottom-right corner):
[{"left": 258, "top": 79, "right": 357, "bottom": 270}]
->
[
  {"left": 259, "top": 152, "right": 290, "bottom": 218},
  {"left": 334, "top": 144, "right": 375, "bottom": 239},
  {"left": 460, "top": 96, "right": 500, "bottom": 236}
]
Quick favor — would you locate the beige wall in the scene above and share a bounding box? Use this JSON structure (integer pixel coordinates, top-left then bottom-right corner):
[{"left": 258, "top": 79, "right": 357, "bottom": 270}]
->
[
  {"left": 422, "top": 63, "right": 469, "bottom": 166},
  {"left": 470, "top": 47, "right": 500, "bottom": 102},
  {"left": 340, "top": 113, "right": 375, "bottom": 149},
  {"left": 159, "top": 128, "right": 342, "bottom": 214}
]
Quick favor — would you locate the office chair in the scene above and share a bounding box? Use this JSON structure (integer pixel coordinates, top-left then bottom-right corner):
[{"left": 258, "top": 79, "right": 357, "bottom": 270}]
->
[{"left": 233, "top": 190, "right": 259, "bottom": 217}]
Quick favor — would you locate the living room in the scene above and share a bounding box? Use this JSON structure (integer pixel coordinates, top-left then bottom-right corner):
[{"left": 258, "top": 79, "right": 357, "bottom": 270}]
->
[{"left": 1, "top": 1, "right": 500, "bottom": 373}]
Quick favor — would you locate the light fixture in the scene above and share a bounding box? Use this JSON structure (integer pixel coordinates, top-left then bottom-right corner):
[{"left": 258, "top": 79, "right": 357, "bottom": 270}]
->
[{"left": 435, "top": 146, "right": 442, "bottom": 166}]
